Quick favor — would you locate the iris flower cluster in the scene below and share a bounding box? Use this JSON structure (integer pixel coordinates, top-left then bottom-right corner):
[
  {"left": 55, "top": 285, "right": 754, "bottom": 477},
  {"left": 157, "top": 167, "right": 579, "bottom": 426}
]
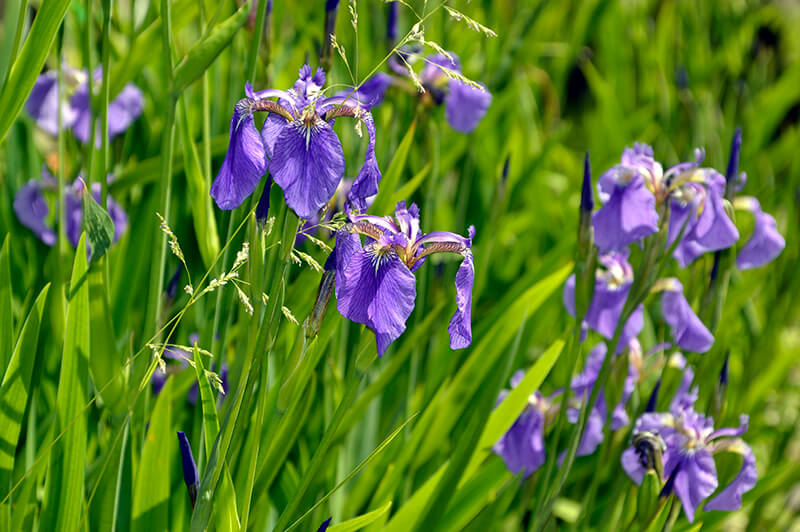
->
[
  {"left": 210, "top": 65, "right": 382, "bottom": 219},
  {"left": 623, "top": 364, "right": 757, "bottom": 522},
  {"left": 26, "top": 66, "right": 143, "bottom": 146},
  {"left": 14, "top": 167, "right": 128, "bottom": 248}
]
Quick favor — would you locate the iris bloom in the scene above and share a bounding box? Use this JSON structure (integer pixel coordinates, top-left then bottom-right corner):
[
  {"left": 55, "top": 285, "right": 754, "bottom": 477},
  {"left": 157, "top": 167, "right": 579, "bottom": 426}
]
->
[
  {"left": 333, "top": 201, "right": 474, "bottom": 356},
  {"left": 338, "top": 48, "right": 491, "bottom": 133},
  {"left": 210, "top": 65, "right": 382, "bottom": 219},
  {"left": 622, "top": 372, "right": 757, "bottom": 522},
  {"left": 563, "top": 251, "right": 644, "bottom": 351},
  {"left": 26, "top": 66, "right": 143, "bottom": 146},
  {"left": 14, "top": 167, "right": 128, "bottom": 248}
]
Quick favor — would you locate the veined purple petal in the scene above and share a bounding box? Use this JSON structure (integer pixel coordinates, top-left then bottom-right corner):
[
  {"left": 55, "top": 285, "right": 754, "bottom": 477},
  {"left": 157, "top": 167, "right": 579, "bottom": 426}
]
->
[
  {"left": 709, "top": 414, "right": 749, "bottom": 440},
  {"left": 25, "top": 71, "right": 77, "bottom": 135},
  {"left": 335, "top": 244, "right": 417, "bottom": 356},
  {"left": 348, "top": 110, "right": 382, "bottom": 212},
  {"left": 445, "top": 80, "right": 491, "bottom": 133},
  {"left": 448, "top": 251, "right": 474, "bottom": 349},
  {"left": 593, "top": 175, "right": 658, "bottom": 252},
  {"left": 661, "top": 280, "right": 713, "bottom": 353},
  {"left": 736, "top": 198, "right": 784, "bottom": 269},
  {"left": 13, "top": 179, "right": 57, "bottom": 246},
  {"left": 211, "top": 99, "right": 268, "bottom": 210},
  {"left": 669, "top": 452, "right": 719, "bottom": 523},
  {"left": 705, "top": 441, "right": 756, "bottom": 512},
  {"left": 271, "top": 118, "right": 344, "bottom": 219}
]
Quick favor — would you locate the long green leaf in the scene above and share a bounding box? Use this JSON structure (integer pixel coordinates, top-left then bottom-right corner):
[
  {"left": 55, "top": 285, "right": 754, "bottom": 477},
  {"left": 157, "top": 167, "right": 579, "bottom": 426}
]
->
[
  {"left": 193, "top": 345, "right": 240, "bottom": 532},
  {"left": 40, "top": 233, "right": 90, "bottom": 531},
  {"left": 460, "top": 338, "right": 565, "bottom": 484},
  {"left": 0, "top": 0, "right": 72, "bottom": 142},
  {"left": 0, "top": 235, "right": 13, "bottom": 376},
  {"left": 171, "top": 1, "right": 251, "bottom": 94},
  {"left": 0, "top": 283, "right": 49, "bottom": 489},
  {"left": 328, "top": 501, "right": 393, "bottom": 532},
  {"left": 131, "top": 378, "right": 172, "bottom": 531}
]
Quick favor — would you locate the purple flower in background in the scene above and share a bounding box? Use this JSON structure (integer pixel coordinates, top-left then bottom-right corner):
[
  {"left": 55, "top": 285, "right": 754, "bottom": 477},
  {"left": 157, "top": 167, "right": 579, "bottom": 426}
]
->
[
  {"left": 333, "top": 201, "right": 474, "bottom": 355},
  {"left": 335, "top": 73, "right": 394, "bottom": 110},
  {"left": 592, "top": 143, "right": 661, "bottom": 251},
  {"left": 659, "top": 278, "right": 714, "bottom": 353},
  {"left": 622, "top": 381, "right": 757, "bottom": 522},
  {"left": 13, "top": 167, "right": 128, "bottom": 248},
  {"left": 667, "top": 169, "right": 739, "bottom": 267},
  {"left": 26, "top": 66, "right": 143, "bottom": 145},
  {"left": 563, "top": 251, "right": 644, "bottom": 351},
  {"left": 492, "top": 371, "right": 549, "bottom": 477},
  {"left": 176, "top": 431, "right": 200, "bottom": 507},
  {"left": 210, "top": 65, "right": 382, "bottom": 218},
  {"left": 735, "top": 197, "right": 785, "bottom": 269}
]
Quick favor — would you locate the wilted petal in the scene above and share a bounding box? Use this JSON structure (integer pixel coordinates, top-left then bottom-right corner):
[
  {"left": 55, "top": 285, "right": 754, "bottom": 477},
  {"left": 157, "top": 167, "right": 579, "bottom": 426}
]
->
[
  {"left": 13, "top": 179, "right": 57, "bottom": 245},
  {"left": 661, "top": 280, "right": 713, "bottom": 353},
  {"left": 271, "top": 119, "right": 345, "bottom": 219},
  {"left": 670, "top": 452, "right": 718, "bottom": 523},
  {"left": 445, "top": 80, "right": 491, "bottom": 133},
  {"left": 736, "top": 198, "right": 785, "bottom": 269},
  {"left": 210, "top": 99, "right": 269, "bottom": 210},
  {"left": 448, "top": 251, "right": 474, "bottom": 349},
  {"left": 335, "top": 245, "right": 416, "bottom": 356},
  {"left": 348, "top": 110, "right": 382, "bottom": 212},
  {"left": 593, "top": 175, "right": 658, "bottom": 252},
  {"left": 705, "top": 441, "right": 756, "bottom": 512}
]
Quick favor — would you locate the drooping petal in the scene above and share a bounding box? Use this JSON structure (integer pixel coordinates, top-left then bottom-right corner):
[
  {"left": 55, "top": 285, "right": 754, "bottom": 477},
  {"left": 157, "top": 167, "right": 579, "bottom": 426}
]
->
[
  {"left": 445, "top": 80, "right": 491, "bottom": 133},
  {"left": 736, "top": 198, "right": 785, "bottom": 269},
  {"left": 661, "top": 280, "right": 713, "bottom": 353},
  {"left": 335, "top": 244, "right": 416, "bottom": 356},
  {"left": 448, "top": 251, "right": 474, "bottom": 349},
  {"left": 670, "top": 452, "right": 719, "bottom": 523},
  {"left": 593, "top": 175, "right": 659, "bottom": 252},
  {"left": 211, "top": 99, "right": 269, "bottom": 210},
  {"left": 271, "top": 118, "right": 345, "bottom": 219},
  {"left": 13, "top": 179, "right": 57, "bottom": 245},
  {"left": 347, "top": 110, "right": 382, "bottom": 212},
  {"left": 492, "top": 401, "right": 546, "bottom": 477},
  {"left": 705, "top": 440, "right": 757, "bottom": 512},
  {"left": 25, "top": 71, "right": 76, "bottom": 135}
]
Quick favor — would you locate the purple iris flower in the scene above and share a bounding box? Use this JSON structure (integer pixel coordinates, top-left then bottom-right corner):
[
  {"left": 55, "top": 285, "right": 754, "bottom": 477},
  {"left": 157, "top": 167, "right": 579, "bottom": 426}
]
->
[
  {"left": 622, "top": 377, "right": 757, "bottom": 522},
  {"left": 13, "top": 167, "right": 128, "bottom": 248},
  {"left": 563, "top": 251, "right": 644, "bottom": 352},
  {"left": 592, "top": 143, "right": 661, "bottom": 251},
  {"left": 342, "top": 49, "right": 491, "bottom": 133},
  {"left": 492, "top": 371, "right": 549, "bottom": 477},
  {"left": 26, "top": 66, "right": 143, "bottom": 146},
  {"left": 333, "top": 201, "right": 474, "bottom": 356},
  {"left": 735, "top": 197, "right": 785, "bottom": 269},
  {"left": 667, "top": 169, "right": 739, "bottom": 267},
  {"left": 176, "top": 431, "right": 200, "bottom": 507},
  {"left": 210, "top": 65, "right": 382, "bottom": 219}
]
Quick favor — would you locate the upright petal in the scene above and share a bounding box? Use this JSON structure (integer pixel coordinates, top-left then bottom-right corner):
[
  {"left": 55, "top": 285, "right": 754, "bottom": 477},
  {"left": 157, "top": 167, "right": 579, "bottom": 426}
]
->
[
  {"left": 348, "top": 110, "right": 382, "bottom": 212},
  {"left": 271, "top": 119, "right": 345, "bottom": 219},
  {"left": 211, "top": 100, "right": 269, "bottom": 210},
  {"left": 13, "top": 179, "right": 57, "bottom": 245},
  {"left": 705, "top": 441, "right": 757, "bottom": 512},
  {"left": 448, "top": 250, "right": 474, "bottom": 349},
  {"left": 661, "top": 280, "right": 713, "bottom": 353},
  {"left": 593, "top": 175, "right": 658, "bottom": 252},
  {"left": 445, "top": 80, "right": 492, "bottom": 133},
  {"left": 736, "top": 198, "right": 785, "bottom": 269},
  {"left": 335, "top": 245, "right": 416, "bottom": 356}
]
